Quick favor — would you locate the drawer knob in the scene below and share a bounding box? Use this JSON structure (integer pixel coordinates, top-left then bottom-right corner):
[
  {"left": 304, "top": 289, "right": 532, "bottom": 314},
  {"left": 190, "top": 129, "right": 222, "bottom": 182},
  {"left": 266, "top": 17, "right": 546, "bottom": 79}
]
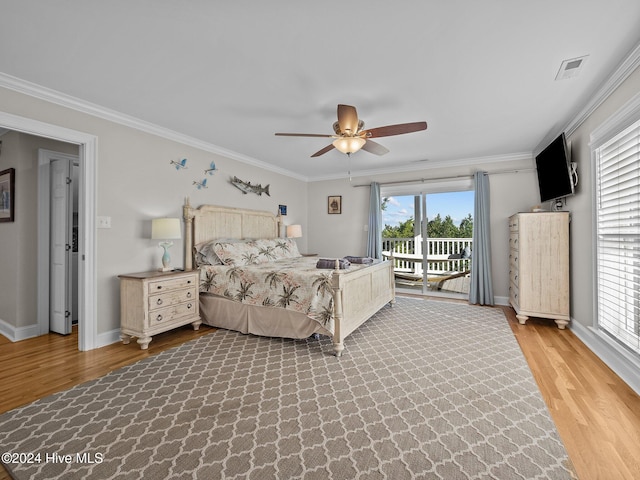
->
[
  {"left": 186, "top": 292, "right": 192, "bottom": 298},
  {"left": 157, "top": 285, "right": 162, "bottom": 290},
  {"left": 187, "top": 303, "right": 193, "bottom": 309},
  {"left": 156, "top": 314, "right": 163, "bottom": 322},
  {"left": 156, "top": 298, "right": 163, "bottom": 305}
]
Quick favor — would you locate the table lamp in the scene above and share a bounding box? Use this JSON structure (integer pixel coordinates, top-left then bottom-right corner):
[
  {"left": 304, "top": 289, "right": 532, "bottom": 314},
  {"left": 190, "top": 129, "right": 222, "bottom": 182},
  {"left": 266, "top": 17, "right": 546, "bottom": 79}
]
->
[
  {"left": 286, "top": 224, "right": 302, "bottom": 239},
  {"left": 151, "top": 217, "right": 181, "bottom": 271}
]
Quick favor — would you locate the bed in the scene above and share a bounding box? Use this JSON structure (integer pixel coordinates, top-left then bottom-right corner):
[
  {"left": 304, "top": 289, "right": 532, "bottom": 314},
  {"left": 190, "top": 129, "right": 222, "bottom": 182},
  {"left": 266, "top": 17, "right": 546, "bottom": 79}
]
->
[{"left": 183, "top": 200, "right": 395, "bottom": 356}]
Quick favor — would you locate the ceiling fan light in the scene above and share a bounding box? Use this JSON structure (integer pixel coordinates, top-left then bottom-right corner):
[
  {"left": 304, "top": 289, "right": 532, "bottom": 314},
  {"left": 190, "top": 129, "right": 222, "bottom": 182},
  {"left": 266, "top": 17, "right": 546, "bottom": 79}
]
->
[{"left": 333, "top": 136, "right": 365, "bottom": 154}]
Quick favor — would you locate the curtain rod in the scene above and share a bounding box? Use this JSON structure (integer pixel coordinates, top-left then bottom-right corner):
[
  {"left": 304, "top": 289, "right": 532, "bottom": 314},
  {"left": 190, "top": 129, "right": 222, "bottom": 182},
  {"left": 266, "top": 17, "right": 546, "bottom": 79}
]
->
[{"left": 352, "top": 168, "right": 536, "bottom": 188}]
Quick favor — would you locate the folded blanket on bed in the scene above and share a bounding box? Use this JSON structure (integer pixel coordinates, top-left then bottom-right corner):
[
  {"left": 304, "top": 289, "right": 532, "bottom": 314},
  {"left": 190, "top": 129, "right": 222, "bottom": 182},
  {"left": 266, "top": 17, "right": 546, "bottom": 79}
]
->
[
  {"left": 343, "top": 256, "right": 374, "bottom": 264},
  {"left": 316, "top": 258, "right": 351, "bottom": 269}
]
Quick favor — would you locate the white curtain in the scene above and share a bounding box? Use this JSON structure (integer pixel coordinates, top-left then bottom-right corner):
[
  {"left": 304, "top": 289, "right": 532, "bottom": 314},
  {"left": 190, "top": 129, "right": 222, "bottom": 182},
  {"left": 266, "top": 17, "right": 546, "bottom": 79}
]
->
[
  {"left": 469, "top": 171, "right": 494, "bottom": 305},
  {"left": 367, "top": 182, "right": 382, "bottom": 258}
]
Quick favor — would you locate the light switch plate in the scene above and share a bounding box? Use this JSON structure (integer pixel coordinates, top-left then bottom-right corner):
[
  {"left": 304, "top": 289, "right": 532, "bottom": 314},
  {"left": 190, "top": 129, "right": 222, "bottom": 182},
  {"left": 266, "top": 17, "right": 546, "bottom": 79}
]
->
[{"left": 97, "top": 216, "right": 111, "bottom": 228}]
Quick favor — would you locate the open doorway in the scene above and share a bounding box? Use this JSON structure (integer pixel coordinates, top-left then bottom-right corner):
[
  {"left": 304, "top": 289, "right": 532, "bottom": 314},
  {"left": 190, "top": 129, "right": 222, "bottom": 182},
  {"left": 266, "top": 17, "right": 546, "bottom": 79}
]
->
[
  {"left": 381, "top": 181, "right": 474, "bottom": 298},
  {"left": 0, "top": 110, "right": 98, "bottom": 351}
]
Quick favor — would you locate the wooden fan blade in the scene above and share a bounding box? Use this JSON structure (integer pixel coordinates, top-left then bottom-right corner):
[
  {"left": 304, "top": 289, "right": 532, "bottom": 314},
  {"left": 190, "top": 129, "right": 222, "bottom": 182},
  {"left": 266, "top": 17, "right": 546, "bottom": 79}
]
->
[
  {"left": 275, "top": 133, "right": 333, "bottom": 138},
  {"left": 363, "top": 121, "right": 427, "bottom": 138},
  {"left": 311, "top": 144, "right": 336, "bottom": 157},
  {"left": 337, "top": 104, "right": 359, "bottom": 135},
  {"left": 361, "top": 140, "right": 389, "bottom": 156}
]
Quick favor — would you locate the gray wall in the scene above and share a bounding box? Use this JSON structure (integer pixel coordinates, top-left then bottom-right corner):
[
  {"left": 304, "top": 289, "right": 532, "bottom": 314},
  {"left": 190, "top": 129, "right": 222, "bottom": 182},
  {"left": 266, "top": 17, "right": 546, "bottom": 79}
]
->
[
  {"left": 307, "top": 157, "right": 540, "bottom": 305},
  {"left": 0, "top": 86, "right": 308, "bottom": 339}
]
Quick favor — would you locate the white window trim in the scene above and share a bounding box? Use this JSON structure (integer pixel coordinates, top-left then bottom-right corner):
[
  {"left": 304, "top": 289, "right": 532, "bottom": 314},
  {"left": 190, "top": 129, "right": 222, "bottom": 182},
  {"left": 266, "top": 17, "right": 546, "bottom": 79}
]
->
[{"left": 585, "top": 91, "right": 640, "bottom": 394}]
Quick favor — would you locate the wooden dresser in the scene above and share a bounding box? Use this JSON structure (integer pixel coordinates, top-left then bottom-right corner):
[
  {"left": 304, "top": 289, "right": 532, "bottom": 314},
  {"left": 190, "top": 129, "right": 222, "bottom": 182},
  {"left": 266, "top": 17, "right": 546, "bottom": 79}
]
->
[
  {"left": 119, "top": 270, "right": 201, "bottom": 349},
  {"left": 508, "top": 212, "right": 570, "bottom": 329}
]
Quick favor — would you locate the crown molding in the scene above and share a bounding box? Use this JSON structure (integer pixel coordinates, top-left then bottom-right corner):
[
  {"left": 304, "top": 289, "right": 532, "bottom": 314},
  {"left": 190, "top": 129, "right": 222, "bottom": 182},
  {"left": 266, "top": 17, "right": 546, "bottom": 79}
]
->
[
  {"left": 0, "top": 72, "right": 308, "bottom": 182},
  {"left": 309, "top": 152, "right": 533, "bottom": 183},
  {"left": 536, "top": 40, "right": 640, "bottom": 154},
  {"left": 566, "top": 42, "right": 640, "bottom": 137},
  {"left": 0, "top": 72, "right": 534, "bottom": 184}
]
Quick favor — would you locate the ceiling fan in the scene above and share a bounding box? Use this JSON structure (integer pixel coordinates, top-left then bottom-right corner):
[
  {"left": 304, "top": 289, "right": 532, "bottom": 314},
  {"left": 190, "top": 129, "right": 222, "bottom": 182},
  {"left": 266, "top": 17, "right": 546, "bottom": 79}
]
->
[{"left": 275, "top": 104, "right": 427, "bottom": 157}]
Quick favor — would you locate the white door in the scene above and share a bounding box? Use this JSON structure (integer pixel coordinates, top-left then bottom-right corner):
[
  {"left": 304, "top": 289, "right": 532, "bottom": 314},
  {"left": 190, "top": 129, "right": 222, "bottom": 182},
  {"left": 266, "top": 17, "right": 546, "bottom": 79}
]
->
[{"left": 50, "top": 158, "right": 73, "bottom": 335}]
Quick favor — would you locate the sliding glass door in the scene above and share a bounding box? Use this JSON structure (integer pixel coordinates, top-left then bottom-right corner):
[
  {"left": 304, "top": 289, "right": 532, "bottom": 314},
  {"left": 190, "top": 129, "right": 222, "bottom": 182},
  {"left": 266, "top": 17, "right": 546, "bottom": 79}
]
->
[{"left": 381, "top": 180, "right": 474, "bottom": 297}]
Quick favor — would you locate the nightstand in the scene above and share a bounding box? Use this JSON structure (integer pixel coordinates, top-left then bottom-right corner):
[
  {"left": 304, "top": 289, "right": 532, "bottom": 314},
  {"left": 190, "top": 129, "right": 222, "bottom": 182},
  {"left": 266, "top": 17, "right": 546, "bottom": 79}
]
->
[{"left": 119, "top": 270, "right": 201, "bottom": 349}]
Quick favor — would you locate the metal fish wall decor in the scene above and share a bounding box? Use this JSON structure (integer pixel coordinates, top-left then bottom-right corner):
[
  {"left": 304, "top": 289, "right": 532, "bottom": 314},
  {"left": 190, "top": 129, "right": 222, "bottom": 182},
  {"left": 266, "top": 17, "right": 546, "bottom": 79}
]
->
[{"left": 230, "top": 176, "right": 270, "bottom": 196}]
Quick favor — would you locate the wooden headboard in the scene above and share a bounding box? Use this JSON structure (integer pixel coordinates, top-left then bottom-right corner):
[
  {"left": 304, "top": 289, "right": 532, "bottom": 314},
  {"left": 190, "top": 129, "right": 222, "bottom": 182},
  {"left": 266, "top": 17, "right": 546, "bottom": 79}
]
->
[{"left": 183, "top": 199, "right": 281, "bottom": 270}]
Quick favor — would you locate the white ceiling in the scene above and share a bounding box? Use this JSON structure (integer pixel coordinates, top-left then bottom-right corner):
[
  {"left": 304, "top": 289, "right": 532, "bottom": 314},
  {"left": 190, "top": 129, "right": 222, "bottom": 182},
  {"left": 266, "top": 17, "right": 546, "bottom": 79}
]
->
[{"left": 1, "top": 1, "right": 640, "bottom": 181}]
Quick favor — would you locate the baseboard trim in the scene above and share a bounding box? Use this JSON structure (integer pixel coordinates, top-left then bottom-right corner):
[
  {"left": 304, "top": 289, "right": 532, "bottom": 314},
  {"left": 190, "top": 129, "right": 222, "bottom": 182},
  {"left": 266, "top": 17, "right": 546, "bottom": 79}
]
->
[
  {"left": 0, "top": 318, "right": 40, "bottom": 342},
  {"left": 570, "top": 320, "right": 640, "bottom": 396},
  {"left": 96, "top": 328, "right": 122, "bottom": 348},
  {"left": 0, "top": 319, "right": 121, "bottom": 350},
  {"left": 494, "top": 295, "right": 510, "bottom": 306}
]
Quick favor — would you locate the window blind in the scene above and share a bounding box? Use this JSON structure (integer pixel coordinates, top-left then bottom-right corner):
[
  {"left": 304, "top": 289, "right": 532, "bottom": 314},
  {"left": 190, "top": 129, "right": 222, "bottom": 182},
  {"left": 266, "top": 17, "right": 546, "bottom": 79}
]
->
[{"left": 595, "top": 119, "right": 640, "bottom": 355}]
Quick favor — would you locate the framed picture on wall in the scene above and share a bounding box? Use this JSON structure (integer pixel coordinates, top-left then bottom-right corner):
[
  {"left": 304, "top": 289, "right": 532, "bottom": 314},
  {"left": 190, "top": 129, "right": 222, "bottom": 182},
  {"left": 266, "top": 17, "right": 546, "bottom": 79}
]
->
[
  {"left": 0, "top": 168, "right": 15, "bottom": 223},
  {"left": 278, "top": 204, "right": 287, "bottom": 216},
  {"left": 328, "top": 195, "right": 342, "bottom": 214}
]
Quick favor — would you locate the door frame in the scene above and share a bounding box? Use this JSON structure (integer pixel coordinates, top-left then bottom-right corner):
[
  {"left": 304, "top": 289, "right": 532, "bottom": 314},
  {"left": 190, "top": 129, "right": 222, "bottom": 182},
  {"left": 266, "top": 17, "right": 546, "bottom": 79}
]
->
[
  {"left": 0, "top": 111, "right": 98, "bottom": 351},
  {"left": 381, "top": 178, "right": 473, "bottom": 298}
]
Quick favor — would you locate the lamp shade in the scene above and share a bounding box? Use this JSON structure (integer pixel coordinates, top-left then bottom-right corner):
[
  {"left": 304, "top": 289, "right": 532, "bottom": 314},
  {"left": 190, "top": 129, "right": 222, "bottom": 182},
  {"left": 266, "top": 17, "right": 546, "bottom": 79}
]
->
[
  {"left": 286, "top": 224, "right": 302, "bottom": 238},
  {"left": 151, "top": 218, "right": 181, "bottom": 240},
  {"left": 333, "top": 136, "right": 366, "bottom": 155}
]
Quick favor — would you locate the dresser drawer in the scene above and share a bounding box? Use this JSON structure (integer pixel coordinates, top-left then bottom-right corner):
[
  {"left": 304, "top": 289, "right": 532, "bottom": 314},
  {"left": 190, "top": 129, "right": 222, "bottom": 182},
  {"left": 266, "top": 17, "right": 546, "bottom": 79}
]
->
[
  {"left": 509, "top": 265, "right": 519, "bottom": 286},
  {"left": 148, "top": 275, "right": 197, "bottom": 294},
  {"left": 509, "top": 249, "right": 519, "bottom": 270},
  {"left": 508, "top": 215, "right": 519, "bottom": 232},
  {"left": 509, "top": 232, "right": 519, "bottom": 250},
  {"left": 148, "top": 301, "right": 198, "bottom": 326},
  {"left": 149, "top": 287, "right": 197, "bottom": 311},
  {"left": 509, "top": 281, "right": 519, "bottom": 306}
]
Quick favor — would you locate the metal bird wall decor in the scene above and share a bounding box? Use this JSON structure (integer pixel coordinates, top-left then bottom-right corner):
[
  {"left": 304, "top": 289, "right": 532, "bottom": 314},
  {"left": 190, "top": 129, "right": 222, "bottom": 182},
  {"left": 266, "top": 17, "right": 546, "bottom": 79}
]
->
[{"left": 170, "top": 158, "right": 188, "bottom": 170}]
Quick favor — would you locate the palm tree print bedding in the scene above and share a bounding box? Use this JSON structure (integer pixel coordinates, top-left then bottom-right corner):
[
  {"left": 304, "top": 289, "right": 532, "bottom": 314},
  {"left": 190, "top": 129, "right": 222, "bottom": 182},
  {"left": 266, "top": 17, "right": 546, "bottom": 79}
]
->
[{"left": 198, "top": 256, "right": 369, "bottom": 332}]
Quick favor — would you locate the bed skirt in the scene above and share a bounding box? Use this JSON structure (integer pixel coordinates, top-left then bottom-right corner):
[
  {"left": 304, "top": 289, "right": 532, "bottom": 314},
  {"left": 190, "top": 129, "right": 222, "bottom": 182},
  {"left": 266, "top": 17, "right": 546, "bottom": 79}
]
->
[{"left": 199, "top": 293, "right": 333, "bottom": 339}]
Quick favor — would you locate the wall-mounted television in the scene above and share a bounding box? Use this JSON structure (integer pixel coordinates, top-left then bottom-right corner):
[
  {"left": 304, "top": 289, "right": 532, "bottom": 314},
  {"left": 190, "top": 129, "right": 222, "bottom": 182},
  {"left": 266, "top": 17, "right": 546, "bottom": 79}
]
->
[{"left": 535, "top": 133, "right": 574, "bottom": 203}]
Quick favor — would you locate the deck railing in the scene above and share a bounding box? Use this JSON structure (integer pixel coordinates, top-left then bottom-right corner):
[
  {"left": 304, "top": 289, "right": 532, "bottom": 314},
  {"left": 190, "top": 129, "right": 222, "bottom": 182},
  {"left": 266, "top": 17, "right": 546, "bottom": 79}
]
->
[{"left": 382, "top": 237, "right": 472, "bottom": 276}]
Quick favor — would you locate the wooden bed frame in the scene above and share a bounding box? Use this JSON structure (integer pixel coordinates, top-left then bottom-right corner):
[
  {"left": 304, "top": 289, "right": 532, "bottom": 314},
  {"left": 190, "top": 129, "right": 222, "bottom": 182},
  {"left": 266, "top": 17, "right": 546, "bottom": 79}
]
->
[{"left": 183, "top": 200, "right": 396, "bottom": 356}]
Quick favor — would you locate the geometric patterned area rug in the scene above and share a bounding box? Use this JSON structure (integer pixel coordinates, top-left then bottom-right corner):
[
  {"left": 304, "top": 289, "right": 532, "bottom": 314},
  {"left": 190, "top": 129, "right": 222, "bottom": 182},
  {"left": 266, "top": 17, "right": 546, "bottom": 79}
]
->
[{"left": 0, "top": 297, "right": 577, "bottom": 479}]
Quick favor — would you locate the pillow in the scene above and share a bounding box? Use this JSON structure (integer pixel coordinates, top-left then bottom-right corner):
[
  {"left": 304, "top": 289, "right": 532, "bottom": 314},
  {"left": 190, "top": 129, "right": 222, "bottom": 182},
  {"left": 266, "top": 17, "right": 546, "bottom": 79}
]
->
[
  {"left": 193, "top": 238, "right": 256, "bottom": 266},
  {"left": 461, "top": 246, "right": 471, "bottom": 259},
  {"left": 254, "top": 238, "right": 301, "bottom": 261},
  {"left": 212, "top": 240, "right": 263, "bottom": 266},
  {"left": 193, "top": 241, "right": 224, "bottom": 266}
]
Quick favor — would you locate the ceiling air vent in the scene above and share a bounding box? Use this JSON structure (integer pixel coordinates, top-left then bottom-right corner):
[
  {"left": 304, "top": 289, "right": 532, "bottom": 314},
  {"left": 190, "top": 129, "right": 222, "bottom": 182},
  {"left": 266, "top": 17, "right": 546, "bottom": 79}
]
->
[{"left": 555, "top": 55, "right": 589, "bottom": 80}]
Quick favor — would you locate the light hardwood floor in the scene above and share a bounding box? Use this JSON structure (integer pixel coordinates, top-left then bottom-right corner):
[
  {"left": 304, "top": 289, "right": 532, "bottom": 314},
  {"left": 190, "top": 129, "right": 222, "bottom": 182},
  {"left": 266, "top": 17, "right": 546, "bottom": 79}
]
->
[{"left": 1, "top": 304, "right": 639, "bottom": 480}]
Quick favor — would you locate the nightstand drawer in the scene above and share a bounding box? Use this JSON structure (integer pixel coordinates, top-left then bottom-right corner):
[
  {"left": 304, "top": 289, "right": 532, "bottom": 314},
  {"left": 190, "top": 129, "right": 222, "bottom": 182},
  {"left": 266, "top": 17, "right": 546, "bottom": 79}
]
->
[
  {"left": 148, "top": 275, "right": 196, "bottom": 293},
  {"left": 149, "top": 301, "right": 197, "bottom": 326},
  {"left": 149, "top": 287, "right": 197, "bottom": 311}
]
